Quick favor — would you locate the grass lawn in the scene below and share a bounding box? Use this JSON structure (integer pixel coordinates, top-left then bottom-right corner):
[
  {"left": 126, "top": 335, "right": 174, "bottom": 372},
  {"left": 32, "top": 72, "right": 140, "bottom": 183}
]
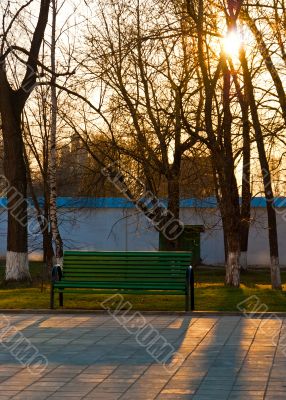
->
[{"left": 0, "top": 261, "right": 285, "bottom": 311}]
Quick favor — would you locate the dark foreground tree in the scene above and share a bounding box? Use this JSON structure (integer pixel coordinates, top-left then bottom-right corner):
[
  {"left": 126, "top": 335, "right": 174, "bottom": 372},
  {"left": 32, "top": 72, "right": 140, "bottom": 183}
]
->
[{"left": 0, "top": 0, "right": 50, "bottom": 281}]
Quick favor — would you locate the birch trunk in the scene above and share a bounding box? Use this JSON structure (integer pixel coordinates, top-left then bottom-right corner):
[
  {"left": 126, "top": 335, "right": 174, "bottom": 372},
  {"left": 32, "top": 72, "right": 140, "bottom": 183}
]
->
[
  {"left": 25, "top": 147, "right": 54, "bottom": 273},
  {"left": 49, "top": 0, "right": 63, "bottom": 266}
]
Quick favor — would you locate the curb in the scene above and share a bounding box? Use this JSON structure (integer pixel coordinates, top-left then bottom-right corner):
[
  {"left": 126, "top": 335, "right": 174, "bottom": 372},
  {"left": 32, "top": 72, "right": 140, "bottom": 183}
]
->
[{"left": 0, "top": 309, "right": 286, "bottom": 317}]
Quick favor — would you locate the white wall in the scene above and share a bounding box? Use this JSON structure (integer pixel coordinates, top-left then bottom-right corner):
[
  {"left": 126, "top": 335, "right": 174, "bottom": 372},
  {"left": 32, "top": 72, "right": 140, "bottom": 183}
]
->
[{"left": 1, "top": 206, "right": 286, "bottom": 266}]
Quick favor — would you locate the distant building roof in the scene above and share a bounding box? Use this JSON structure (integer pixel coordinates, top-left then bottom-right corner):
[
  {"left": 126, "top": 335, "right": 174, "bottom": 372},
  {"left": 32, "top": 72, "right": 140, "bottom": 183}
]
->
[{"left": 1, "top": 197, "right": 286, "bottom": 208}]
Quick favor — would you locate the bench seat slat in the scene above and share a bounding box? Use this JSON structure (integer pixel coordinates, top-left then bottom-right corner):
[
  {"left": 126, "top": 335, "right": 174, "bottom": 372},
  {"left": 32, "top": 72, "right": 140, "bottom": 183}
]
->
[
  {"left": 63, "top": 276, "right": 185, "bottom": 280},
  {"left": 63, "top": 252, "right": 191, "bottom": 255},
  {"left": 54, "top": 281, "right": 185, "bottom": 288},
  {"left": 64, "top": 260, "right": 190, "bottom": 264},
  {"left": 63, "top": 270, "right": 186, "bottom": 274},
  {"left": 62, "top": 270, "right": 187, "bottom": 274},
  {"left": 62, "top": 276, "right": 185, "bottom": 281},
  {"left": 53, "top": 289, "right": 185, "bottom": 295}
]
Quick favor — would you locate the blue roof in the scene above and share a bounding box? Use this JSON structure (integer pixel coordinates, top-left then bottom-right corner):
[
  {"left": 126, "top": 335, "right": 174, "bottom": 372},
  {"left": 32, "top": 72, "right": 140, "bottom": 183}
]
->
[{"left": 0, "top": 197, "right": 286, "bottom": 208}]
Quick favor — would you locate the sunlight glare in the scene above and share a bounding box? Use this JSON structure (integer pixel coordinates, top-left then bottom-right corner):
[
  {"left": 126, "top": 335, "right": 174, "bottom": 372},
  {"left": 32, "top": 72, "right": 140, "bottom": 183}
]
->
[{"left": 222, "top": 30, "right": 242, "bottom": 58}]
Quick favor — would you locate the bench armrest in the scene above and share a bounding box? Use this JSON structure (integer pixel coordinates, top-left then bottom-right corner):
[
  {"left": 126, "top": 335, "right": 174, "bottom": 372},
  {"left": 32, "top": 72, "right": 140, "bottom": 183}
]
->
[{"left": 51, "top": 265, "right": 63, "bottom": 282}]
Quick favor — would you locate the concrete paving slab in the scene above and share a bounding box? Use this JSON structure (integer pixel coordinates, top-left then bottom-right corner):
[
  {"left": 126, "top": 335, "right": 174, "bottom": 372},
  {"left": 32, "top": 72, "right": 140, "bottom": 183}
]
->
[{"left": 0, "top": 313, "right": 284, "bottom": 399}]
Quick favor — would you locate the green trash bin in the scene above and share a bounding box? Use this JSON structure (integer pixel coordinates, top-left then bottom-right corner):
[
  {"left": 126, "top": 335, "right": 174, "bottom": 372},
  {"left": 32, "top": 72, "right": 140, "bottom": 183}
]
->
[{"left": 159, "top": 225, "right": 204, "bottom": 265}]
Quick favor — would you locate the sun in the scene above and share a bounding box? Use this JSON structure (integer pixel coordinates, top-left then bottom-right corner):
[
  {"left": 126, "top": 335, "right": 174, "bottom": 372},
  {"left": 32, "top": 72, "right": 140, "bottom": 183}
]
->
[{"left": 222, "top": 30, "right": 242, "bottom": 58}]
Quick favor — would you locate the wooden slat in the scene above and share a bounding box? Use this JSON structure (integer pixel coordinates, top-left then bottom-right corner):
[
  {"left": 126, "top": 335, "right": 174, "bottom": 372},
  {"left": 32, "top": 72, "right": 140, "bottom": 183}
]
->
[
  {"left": 54, "top": 289, "right": 184, "bottom": 295},
  {"left": 63, "top": 267, "right": 186, "bottom": 271},
  {"left": 54, "top": 282, "right": 185, "bottom": 289},
  {"left": 64, "top": 253, "right": 191, "bottom": 255},
  {"left": 63, "top": 263, "right": 189, "bottom": 268},
  {"left": 62, "top": 274, "right": 185, "bottom": 279}
]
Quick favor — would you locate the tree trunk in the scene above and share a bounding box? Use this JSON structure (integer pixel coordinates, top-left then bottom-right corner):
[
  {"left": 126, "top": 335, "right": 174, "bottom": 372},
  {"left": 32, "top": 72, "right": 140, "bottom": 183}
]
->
[
  {"left": 49, "top": 0, "right": 63, "bottom": 266},
  {"left": 219, "top": 182, "right": 241, "bottom": 287},
  {"left": 218, "top": 178, "right": 241, "bottom": 286},
  {"left": 43, "top": 193, "right": 54, "bottom": 272},
  {"left": 25, "top": 148, "right": 54, "bottom": 274},
  {"left": 0, "top": 85, "right": 30, "bottom": 281},
  {"left": 240, "top": 48, "right": 282, "bottom": 289},
  {"left": 228, "top": 59, "right": 251, "bottom": 272},
  {"left": 218, "top": 179, "right": 241, "bottom": 287},
  {"left": 239, "top": 105, "right": 251, "bottom": 271},
  {"left": 222, "top": 65, "right": 241, "bottom": 286},
  {"left": 225, "top": 229, "right": 241, "bottom": 287}
]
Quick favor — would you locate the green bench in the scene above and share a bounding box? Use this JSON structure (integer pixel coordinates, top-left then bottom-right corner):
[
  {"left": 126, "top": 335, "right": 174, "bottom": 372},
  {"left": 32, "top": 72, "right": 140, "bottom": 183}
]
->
[{"left": 50, "top": 251, "right": 194, "bottom": 311}]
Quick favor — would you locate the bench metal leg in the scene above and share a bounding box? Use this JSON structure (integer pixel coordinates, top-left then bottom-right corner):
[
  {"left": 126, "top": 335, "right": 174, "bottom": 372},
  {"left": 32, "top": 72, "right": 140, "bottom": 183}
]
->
[
  {"left": 59, "top": 292, "right": 63, "bottom": 307},
  {"left": 50, "top": 284, "right": 54, "bottom": 309},
  {"left": 186, "top": 266, "right": 195, "bottom": 311},
  {"left": 190, "top": 268, "right": 195, "bottom": 311}
]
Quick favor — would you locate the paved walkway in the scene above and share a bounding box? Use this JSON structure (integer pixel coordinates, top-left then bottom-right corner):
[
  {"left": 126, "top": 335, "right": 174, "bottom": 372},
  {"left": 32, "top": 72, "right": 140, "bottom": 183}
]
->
[{"left": 0, "top": 313, "right": 285, "bottom": 399}]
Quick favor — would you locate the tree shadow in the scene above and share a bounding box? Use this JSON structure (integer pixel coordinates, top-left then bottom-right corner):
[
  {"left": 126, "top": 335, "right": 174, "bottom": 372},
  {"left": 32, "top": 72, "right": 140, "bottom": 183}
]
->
[{"left": 0, "top": 311, "right": 269, "bottom": 397}]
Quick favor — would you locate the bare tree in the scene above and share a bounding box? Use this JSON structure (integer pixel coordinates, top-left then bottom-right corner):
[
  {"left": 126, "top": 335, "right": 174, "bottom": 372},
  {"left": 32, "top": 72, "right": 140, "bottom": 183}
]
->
[
  {"left": 241, "top": 5, "right": 286, "bottom": 126},
  {"left": 235, "top": 1, "right": 282, "bottom": 288},
  {"left": 239, "top": 47, "right": 282, "bottom": 289},
  {"left": 0, "top": 0, "right": 50, "bottom": 281},
  {"left": 72, "top": 0, "right": 202, "bottom": 249},
  {"left": 185, "top": 0, "right": 243, "bottom": 286}
]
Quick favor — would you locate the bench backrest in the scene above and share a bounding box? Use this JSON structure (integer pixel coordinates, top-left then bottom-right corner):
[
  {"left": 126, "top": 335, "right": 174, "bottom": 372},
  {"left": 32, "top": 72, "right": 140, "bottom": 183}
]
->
[{"left": 62, "top": 251, "right": 192, "bottom": 287}]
